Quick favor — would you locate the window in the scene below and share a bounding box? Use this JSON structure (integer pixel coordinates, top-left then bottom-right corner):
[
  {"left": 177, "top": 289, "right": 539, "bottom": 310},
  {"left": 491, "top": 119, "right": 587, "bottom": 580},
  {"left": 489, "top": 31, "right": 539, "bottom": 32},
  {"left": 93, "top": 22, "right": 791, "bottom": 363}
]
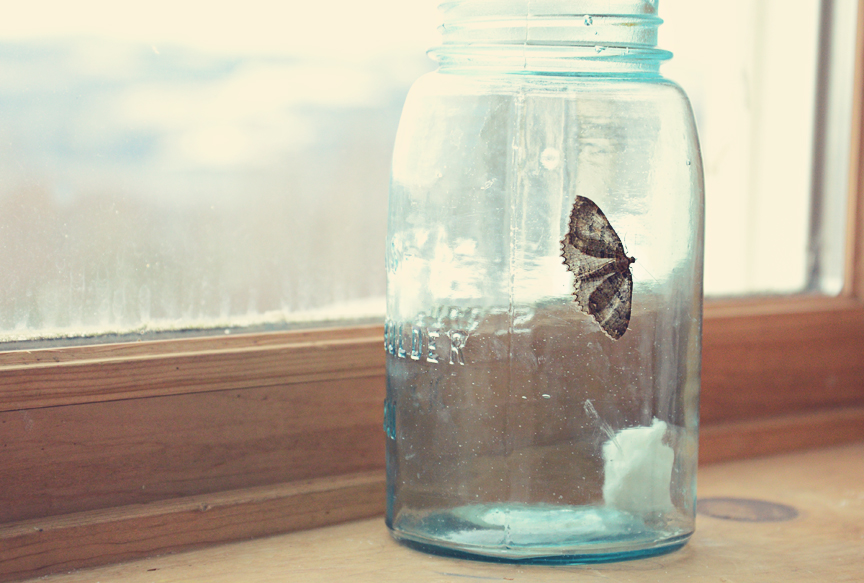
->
[
  {"left": 0, "top": 1, "right": 860, "bottom": 346},
  {"left": 0, "top": 1, "right": 858, "bottom": 344}
]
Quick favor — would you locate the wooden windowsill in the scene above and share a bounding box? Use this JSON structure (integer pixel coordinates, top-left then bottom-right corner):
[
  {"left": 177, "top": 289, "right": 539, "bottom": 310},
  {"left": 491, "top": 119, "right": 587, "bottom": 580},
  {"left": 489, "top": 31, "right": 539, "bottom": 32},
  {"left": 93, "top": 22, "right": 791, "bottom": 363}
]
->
[{"left": 18, "top": 442, "right": 863, "bottom": 583}]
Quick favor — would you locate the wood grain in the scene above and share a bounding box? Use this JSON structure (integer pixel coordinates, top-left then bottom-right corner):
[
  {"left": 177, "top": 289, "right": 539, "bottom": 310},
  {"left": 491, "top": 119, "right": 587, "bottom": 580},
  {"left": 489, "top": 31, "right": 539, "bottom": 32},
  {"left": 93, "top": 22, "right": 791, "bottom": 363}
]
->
[
  {"left": 0, "top": 324, "right": 378, "bottom": 367},
  {"left": 0, "top": 408, "right": 859, "bottom": 582},
  {"left": 0, "top": 325, "right": 383, "bottom": 412},
  {"left": 699, "top": 406, "right": 864, "bottom": 464},
  {"left": 14, "top": 443, "right": 862, "bottom": 583},
  {"left": 701, "top": 303, "right": 864, "bottom": 423},
  {"left": 0, "top": 471, "right": 385, "bottom": 583},
  {"left": 0, "top": 376, "right": 386, "bottom": 523}
]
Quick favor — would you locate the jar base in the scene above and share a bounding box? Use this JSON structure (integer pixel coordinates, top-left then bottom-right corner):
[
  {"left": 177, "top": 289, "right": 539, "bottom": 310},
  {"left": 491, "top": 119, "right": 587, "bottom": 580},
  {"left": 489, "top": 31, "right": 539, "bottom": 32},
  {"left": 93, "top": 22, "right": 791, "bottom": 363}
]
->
[{"left": 388, "top": 503, "right": 693, "bottom": 564}]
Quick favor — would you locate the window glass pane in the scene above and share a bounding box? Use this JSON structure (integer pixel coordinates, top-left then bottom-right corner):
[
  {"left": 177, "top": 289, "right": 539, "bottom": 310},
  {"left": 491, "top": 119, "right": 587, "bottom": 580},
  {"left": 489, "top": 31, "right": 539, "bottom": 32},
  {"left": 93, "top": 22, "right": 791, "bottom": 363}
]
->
[
  {"left": 661, "top": 0, "right": 857, "bottom": 297},
  {"left": 0, "top": 1, "right": 438, "bottom": 343}
]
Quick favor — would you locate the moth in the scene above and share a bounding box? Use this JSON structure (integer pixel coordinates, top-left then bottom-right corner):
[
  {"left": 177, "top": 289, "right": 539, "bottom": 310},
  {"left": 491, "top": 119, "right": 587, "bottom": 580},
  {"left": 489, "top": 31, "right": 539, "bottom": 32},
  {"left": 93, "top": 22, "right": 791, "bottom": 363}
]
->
[{"left": 560, "top": 196, "right": 635, "bottom": 340}]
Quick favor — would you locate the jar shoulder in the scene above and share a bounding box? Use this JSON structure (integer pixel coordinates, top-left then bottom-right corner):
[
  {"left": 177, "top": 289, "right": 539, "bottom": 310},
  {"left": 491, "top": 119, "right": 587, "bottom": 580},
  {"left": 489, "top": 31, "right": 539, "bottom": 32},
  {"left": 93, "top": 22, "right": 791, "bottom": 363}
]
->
[{"left": 407, "top": 70, "right": 690, "bottom": 101}]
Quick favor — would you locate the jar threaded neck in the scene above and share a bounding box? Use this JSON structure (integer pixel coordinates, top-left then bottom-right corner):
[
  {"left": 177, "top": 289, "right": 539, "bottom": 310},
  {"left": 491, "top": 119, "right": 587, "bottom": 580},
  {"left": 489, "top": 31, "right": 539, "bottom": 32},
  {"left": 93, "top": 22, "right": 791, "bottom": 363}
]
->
[{"left": 430, "top": 1, "right": 671, "bottom": 74}]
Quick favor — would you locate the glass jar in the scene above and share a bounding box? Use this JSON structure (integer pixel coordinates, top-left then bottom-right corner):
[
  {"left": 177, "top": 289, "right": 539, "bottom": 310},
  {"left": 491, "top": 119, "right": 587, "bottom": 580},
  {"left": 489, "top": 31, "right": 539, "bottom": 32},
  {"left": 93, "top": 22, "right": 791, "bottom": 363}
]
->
[{"left": 385, "top": 0, "right": 704, "bottom": 563}]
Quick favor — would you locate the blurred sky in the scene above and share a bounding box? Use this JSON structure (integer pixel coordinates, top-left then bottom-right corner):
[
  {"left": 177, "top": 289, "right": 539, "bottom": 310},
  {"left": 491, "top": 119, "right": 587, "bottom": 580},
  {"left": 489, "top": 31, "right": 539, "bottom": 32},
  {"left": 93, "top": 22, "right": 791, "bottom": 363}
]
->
[{"left": 0, "top": 1, "right": 442, "bottom": 58}]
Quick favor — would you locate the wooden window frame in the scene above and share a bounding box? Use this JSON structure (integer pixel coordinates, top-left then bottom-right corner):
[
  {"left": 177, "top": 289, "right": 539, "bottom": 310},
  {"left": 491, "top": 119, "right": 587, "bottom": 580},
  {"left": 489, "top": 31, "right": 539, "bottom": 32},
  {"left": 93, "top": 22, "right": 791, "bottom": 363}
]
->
[{"left": 2, "top": 10, "right": 864, "bottom": 581}]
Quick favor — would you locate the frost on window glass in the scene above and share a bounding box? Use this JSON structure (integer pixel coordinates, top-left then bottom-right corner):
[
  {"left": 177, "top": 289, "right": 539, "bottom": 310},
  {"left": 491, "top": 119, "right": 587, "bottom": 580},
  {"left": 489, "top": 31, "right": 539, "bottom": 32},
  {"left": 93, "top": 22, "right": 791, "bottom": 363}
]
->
[{"left": 0, "top": 1, "right": 438, "bottom": 342}]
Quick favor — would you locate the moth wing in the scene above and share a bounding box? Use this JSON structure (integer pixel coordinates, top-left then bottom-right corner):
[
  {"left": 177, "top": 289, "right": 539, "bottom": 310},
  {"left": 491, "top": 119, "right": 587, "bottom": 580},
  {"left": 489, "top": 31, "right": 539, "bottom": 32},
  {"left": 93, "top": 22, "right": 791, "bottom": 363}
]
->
[
  {"left": 566, "top": 196, "right": 627, "bottom": 259},
  {"left": 561, "top": 241, "right": 616, "bottom": 280},
  {"left": 587, "top": 270, "right": 633, "bottom": 340},
  {"left": 572, "top": 270, "right": 613, "bottom": 319}
]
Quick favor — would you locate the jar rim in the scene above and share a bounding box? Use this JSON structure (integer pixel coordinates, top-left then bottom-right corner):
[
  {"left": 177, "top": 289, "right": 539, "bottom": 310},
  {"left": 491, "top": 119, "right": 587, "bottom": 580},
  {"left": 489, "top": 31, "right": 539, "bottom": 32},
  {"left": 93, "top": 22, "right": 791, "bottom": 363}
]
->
[{"left": 434, "top": 1, "right": 669, "bottom": 70}]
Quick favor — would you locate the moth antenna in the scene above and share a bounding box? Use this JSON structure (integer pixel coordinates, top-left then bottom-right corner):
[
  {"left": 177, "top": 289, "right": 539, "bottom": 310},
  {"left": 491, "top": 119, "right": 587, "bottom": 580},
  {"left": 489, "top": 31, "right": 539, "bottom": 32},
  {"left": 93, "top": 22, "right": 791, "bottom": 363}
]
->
[
  {"left": 636, "top": 261, "right": 661, "bottom": 285},
  {"left": 621, "top": 232, "right": 658, "bottom": 284}
]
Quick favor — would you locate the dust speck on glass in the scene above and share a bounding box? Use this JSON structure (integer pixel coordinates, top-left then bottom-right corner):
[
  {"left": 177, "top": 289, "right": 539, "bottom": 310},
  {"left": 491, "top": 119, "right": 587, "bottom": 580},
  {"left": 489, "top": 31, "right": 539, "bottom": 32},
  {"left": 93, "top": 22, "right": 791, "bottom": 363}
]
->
[{"left": 385, "top": 0, "right": 704, "bottom": 563}]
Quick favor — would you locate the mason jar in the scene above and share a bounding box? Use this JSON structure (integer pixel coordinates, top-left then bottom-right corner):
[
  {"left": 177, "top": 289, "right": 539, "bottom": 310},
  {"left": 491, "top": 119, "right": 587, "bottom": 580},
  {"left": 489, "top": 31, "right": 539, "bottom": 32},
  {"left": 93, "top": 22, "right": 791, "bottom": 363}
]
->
[{"left": 385, "top": 0, "right": 704, "bottom": 563}]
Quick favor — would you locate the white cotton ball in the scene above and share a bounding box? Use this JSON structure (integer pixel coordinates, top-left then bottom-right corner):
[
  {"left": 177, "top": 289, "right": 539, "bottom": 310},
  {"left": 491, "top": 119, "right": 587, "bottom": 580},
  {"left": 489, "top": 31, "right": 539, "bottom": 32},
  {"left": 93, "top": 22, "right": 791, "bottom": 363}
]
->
[{"left": 602, "top": 418, "right": 675, "bottom": 515}]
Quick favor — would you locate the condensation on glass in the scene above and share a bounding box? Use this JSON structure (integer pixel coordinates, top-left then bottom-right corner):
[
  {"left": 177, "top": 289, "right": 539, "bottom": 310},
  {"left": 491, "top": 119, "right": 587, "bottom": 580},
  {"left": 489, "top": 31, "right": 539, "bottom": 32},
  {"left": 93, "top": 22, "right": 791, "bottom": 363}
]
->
[
  {"left": 385, "top": 0, "right": 704, "bottom": 562},
  {"left": 0, "top": 2, "right": 441, "bottom": 345}
]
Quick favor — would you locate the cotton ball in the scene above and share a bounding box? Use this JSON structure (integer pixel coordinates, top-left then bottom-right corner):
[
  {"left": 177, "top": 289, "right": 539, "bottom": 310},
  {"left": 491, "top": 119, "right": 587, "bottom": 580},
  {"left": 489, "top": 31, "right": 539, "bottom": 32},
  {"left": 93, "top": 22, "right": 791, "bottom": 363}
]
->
[{"left": 602, "top": 418, "right": 675, "bottom": 515}]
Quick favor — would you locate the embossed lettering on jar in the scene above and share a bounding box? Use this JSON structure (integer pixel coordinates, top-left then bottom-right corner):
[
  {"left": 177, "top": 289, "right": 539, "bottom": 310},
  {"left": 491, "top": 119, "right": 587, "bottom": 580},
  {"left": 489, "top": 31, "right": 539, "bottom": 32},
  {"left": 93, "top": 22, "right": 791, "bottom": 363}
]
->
[{"left": 385, "top": 0, "right": 704, "bottom": 563}]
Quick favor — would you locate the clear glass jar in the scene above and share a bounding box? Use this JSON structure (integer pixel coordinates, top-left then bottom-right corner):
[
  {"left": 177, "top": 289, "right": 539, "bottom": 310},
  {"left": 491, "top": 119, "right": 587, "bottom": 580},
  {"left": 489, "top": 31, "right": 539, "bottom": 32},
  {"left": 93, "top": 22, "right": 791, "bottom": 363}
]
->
[{"left": 384, "top": 0, "right": 704, "bottom": 563}]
